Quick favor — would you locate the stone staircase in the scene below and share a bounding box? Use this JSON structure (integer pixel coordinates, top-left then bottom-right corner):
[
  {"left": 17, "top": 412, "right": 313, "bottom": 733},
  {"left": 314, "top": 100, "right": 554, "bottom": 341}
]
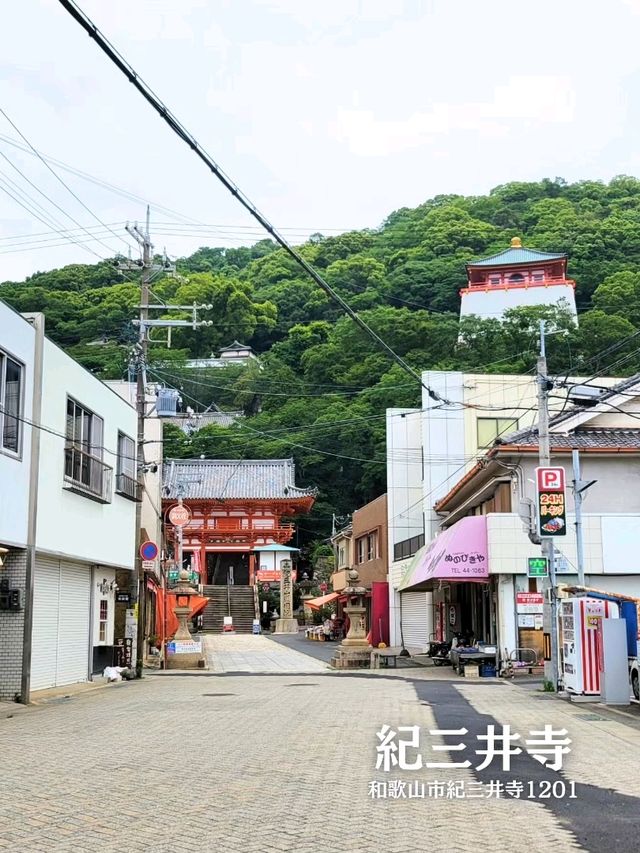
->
[{"left": 201, "top": 585, "right": 257, "bottom": 634}]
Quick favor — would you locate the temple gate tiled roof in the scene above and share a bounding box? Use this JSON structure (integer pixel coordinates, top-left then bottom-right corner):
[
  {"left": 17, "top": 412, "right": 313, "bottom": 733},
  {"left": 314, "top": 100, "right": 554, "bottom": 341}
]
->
[{"left": 163, "top": 458, "right": 317, "bottom": 501}]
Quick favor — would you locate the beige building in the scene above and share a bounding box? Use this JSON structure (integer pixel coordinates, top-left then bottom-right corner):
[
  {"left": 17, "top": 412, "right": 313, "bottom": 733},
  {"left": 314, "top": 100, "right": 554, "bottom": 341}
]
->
[{"left": 331, "top": 495, "right": 388, "bottom": 592}]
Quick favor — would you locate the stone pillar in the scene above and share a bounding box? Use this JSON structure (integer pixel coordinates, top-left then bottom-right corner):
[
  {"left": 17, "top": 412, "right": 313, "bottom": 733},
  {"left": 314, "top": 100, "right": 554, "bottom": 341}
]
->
[{"left": 274, "top": 559, "right": 298, "bottom": 634}]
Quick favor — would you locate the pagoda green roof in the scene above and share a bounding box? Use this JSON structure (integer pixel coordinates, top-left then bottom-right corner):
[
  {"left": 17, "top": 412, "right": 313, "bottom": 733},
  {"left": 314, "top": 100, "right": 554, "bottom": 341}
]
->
[{"left": 468, "top": 239, "right": 566, "bottom": 267}]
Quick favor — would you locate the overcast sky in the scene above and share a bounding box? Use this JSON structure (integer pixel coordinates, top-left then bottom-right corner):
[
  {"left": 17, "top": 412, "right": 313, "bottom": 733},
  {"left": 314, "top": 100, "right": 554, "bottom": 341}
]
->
[{"left": 0, "top": 0, "right": 639, "bottom": 280}]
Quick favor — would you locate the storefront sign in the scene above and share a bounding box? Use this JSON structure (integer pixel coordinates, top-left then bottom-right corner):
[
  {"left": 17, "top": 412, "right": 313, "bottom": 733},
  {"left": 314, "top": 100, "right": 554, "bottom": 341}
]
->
[
  {"left": 113, "top": 637, "right": 133, "bottom": 667},
  {"left": 527, "top": 557, "right": 549, "bottom": 578},
  {"left": 516, "top": 592, "right": 544, "bottom": 614},
  {"left": 256, "top": 569, "right": 297, "bottom": 582},
  {"left": 167, "top": 640, "right": 202, "bottom": 655},
  {"left": 536, "top": 466, "right": 566, "bottom": 537},
  {"left": 168, "top": 504, "right": 191, "bottom": 527},
  {"left": 116, "top": 592, "right": 131, "bottom": 604}
]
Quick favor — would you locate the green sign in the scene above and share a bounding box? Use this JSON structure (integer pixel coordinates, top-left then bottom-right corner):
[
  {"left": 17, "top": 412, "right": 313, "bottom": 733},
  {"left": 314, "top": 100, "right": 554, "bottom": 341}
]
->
[
  {"left": 168, "top": 570, "right": 199, "bottom": 585},
  {"left": 527, "top": 557, "right": 549, "bottom": 578}
]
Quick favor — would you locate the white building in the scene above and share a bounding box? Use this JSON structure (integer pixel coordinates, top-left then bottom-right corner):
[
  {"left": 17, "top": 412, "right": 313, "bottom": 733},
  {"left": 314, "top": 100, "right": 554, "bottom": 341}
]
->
[
  {"left": 385, "top": 369, "right": 627, "bottom": 651},
  {"left": 459, "top": 237, "right": 578, "bottom": 323},
  {"left": 0, "top": 302, "right": 137, "bottom": 701}
]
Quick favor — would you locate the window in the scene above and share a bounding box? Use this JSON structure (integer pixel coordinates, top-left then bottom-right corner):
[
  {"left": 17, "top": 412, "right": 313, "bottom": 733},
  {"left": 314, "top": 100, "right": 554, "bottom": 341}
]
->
[
  {"left": 99, "top": 599, "right": 108, "bottom": 644},
  {"left": 357, "top": 536, "right": 366, "bottom": 564},
  {"left": 393, "top": 533, "right": 425, "bottom": 562},
  {"left": 116, "top": 432, "right": 138, "bottom": 500},
  {"left": 367, "top": 532, "right": 378, "bottom": 561},
  {"left": 531, "top": 269, "right": 545, "bottom": 282},
  {"left": 489, "top": 275, "right": 501, "bottom": 286},
  {"left": 0, "top": 351, "right": 23, "bottom": 454},
  {"left": 64, "top": 397, "right": 111, "bottom": 501},
  {"left": 477, "top": 417, "right": 519, "bottom": 449},
  {"left": 508, "top": 273, "right": 525, "bottom": 284},
  {"left": 338, "top": 545, "right": 346, "bottom": 568}
]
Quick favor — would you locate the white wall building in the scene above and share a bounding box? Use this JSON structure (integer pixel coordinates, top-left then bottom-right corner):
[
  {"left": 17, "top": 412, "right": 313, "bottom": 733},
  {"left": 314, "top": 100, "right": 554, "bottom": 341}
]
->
[
  {"left": 385, "top": 369, "right": 626, "bottom": 650},
  {"left": 0, "top": 303, "right": 138, "bottom": 701}
]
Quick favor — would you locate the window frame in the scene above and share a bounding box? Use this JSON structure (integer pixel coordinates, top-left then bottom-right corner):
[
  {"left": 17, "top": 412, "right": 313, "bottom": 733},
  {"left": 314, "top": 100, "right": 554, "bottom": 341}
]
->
[
  {"left": 64, "top": 396, "right": 111, "bottom": 502},
  {"left": 98, "top": 599, "right": 108, "bottom": 644},
  {"left": 477, "top": 417, "right": 519, "bottom": 449},
  {"left": 0, "top": 348, "right": 24, "bottom": 459}
]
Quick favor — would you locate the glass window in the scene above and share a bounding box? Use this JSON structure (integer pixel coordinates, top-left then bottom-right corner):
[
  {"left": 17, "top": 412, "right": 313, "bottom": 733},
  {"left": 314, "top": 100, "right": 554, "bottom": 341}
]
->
[
  {"left": 117, "top": 433, "right": 136, "bottom": 478},
  {"left": 0, "top": 353, "right": 22, "bottom": 454},
  {"left": 367, "top": 532, "right": 378, "bottom": 561},
  {"left": 99, "top": 599, "right": 108, "bottom": 644},
  {"left": 508, "top": 273, "right": 525, "bottom": 283},
  {"left": 357, "top": 537, "right": 366, "bottom": 564},
  {"left": 477, "top": 417, "right": 519, "bottom": 449}
]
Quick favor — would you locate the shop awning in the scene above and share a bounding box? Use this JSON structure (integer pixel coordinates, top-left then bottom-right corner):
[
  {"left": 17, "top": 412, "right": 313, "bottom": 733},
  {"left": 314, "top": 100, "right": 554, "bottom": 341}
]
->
[
  {"left": 399, "top": 516, "right": 488, "bottom": 591},
  {"left": 305, "top": 592, "right": 339, "bottom": 610}
]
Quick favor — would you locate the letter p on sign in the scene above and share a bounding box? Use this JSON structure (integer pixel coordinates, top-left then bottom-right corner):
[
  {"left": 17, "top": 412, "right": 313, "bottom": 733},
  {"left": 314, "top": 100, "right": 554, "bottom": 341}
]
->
[{"left": 536, "top": 467, "right": 565, "bottom": 491}]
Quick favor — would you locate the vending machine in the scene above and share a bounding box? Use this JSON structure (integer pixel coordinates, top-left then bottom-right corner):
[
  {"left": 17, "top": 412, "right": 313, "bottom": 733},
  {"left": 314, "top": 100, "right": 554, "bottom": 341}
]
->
[{"left": 561, "top": 597, "right": 619, "bottom": 694}]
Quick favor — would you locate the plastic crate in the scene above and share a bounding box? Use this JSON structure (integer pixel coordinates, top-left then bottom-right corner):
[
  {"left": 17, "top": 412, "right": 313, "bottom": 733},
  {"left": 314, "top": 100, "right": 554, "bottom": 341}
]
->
[{"left": 480, "top": 663, "right": 497, "bottom": 677}]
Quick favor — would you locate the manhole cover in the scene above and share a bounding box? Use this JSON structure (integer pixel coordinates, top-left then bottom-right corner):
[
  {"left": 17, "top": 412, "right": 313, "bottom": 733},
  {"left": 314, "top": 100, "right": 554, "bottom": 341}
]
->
[
  {"left": 576, "top": 713, "right": 606, "bottom": 721},
  {"left": 202, "top": 693, "right": 236, "bottom": 697}
]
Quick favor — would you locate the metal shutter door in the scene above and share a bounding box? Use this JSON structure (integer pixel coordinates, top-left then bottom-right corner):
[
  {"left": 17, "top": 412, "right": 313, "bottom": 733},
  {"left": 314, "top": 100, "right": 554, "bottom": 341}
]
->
[
  {"left": 401, "top": 591, "right": 430, "bottom": 650},
  {"left": 31, "top": 556, "right": 61, "bottom": 691},
  {"left": 56, "top": 561, "right": 91, "bottom": 686}
]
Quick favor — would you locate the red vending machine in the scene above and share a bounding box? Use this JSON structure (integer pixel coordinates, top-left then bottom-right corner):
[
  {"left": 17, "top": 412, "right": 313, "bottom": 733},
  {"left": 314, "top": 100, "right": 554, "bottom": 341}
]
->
[{"left": 561, "top": 597, "right": 619, "bottom": 694}]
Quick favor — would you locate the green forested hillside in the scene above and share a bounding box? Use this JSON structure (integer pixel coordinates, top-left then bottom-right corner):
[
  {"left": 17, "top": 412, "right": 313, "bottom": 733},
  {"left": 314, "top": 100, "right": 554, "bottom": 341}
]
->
[{"left": 4, "top": 177, "right": 640, "bottom": 540}]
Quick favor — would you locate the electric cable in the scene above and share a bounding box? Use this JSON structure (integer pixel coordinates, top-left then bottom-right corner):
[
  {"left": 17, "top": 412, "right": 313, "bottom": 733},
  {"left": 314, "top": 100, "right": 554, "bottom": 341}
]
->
[
  {"left": 0, "top": 108, "right": 134, "bottom": 255},
  {"left": 56, "top": 0, "right": 451, "bottom": 405}
]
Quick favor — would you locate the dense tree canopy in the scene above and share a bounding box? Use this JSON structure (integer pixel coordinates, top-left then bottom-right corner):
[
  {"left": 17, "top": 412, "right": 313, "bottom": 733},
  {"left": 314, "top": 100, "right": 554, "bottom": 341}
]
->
[{"left": 4, "top": 176, "right": 640, "bottom": 543}]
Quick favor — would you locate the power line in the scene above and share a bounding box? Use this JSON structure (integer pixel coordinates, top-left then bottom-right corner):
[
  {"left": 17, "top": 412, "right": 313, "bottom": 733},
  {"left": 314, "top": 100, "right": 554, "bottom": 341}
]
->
[
  {"left": 0, "top": 108, "right": 133, "bottom": 255},
  {"left": 0, "top": 175, "right": 106, "bottom": 261},
  {"left": 0, "top": 141, "right": 126, "bottom": 257},
  {"left": 56, "top": 0, "right": 450, "bottom": 406}
]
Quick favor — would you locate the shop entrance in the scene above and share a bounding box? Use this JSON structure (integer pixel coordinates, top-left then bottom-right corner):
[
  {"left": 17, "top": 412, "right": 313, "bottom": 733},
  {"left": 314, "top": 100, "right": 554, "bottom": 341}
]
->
[{"left": 434, "top": 581, "right": 496, "bottom": 645}]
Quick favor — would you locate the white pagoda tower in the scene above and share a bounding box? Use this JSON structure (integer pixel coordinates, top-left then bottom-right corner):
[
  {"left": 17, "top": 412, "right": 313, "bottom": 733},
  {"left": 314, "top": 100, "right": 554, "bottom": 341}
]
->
[{"left": 459, "top": 237, "right": 578, "bottom": 322}]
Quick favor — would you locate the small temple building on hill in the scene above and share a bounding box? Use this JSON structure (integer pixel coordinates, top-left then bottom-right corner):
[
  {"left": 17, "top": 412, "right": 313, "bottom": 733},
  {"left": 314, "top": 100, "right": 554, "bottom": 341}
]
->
[
  {"left": 459, "top": 237, "right": 578, "bottom": 322},
  {"left": 162, "top": 458, "right": 317, "bottom": 586}
]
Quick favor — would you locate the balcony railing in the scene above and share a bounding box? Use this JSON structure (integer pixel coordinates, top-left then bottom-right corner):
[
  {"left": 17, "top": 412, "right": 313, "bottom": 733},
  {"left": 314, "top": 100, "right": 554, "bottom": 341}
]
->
[
  {"left": 115, "top": 472, "right": 142, "bottom": 502},
  {"left": 64, "top": 446, "right": 112, "bottom": 504}
]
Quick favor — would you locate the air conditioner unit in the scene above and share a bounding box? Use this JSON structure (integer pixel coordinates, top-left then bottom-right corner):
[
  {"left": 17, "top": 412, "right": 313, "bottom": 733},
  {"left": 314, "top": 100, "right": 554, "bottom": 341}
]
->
[{"left": 567, "top": 385, "right": 608, "bottom": 406}]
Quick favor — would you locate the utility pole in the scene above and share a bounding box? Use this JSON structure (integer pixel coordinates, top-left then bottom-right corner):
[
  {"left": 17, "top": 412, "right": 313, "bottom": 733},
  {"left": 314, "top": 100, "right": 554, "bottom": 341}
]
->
[
  {"left": 122, "top": 207, "right": 153, "bottom": 677},
  {"left": 538, "top": 320, "right": 560, "bottom": 689},
  {"left": 572, "top": 449, "right": 597, "bottom": 588},
  {"left": 120, "top": 211, "right": 212, "bottom": 677}
]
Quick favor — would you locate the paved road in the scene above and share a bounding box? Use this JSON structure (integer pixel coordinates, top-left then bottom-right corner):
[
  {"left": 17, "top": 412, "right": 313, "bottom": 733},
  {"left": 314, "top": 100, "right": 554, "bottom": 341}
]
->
[
  {"left": 1, "top": 636, "right": 639, "bottom": 852},
  {"left": 267, "top": 628, "right": 337, "bottom": 662}
]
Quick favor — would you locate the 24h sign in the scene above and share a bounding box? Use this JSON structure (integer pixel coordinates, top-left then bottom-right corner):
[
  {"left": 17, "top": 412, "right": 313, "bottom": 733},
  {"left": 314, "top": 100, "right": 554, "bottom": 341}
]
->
[{"left": 536, "top": 467, "right": 566, "bottom": 537}]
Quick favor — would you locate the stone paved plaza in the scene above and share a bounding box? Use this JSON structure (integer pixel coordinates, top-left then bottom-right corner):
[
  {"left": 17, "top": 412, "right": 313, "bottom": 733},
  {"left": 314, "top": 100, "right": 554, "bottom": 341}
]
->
[{"left": 0, "top": 635, "right": 639, "bottom": 852}]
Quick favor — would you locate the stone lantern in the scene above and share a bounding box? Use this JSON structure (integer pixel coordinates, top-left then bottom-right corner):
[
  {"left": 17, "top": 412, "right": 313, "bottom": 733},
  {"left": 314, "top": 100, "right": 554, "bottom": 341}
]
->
[
  {"left": 167, "top": 568, "right": 204, "bottom": 669},
  {"left": 331, "top": 568, "right": 372, "bottom": 669}
]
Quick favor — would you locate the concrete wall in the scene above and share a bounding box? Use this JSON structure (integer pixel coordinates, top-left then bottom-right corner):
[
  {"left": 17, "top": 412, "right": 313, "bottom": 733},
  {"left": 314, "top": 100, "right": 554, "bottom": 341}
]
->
[
  {"left": 0, "top": 303, "right": 35, "bottom": 548},
  {"left": 105, "top": 381, "right": 163, "bottom": 574},
  {"left": 36, "top": 340, "right": 137, "bottom": 569}
]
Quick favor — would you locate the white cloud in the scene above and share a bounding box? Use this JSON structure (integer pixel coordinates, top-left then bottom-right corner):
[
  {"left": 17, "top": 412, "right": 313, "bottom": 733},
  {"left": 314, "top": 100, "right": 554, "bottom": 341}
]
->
[{"left": 330, "top": 76, "right": 576, "bottom": 156}]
